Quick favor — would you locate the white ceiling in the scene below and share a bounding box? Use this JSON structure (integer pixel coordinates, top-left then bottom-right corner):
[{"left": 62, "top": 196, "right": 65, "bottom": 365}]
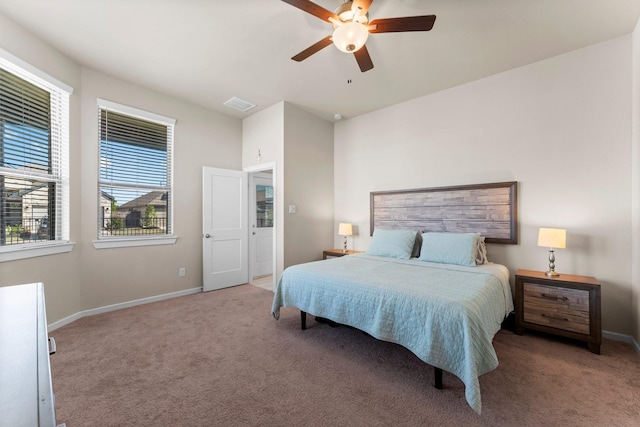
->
[{"left": 1, "top": 0, "right": 639, "bottom": 122}]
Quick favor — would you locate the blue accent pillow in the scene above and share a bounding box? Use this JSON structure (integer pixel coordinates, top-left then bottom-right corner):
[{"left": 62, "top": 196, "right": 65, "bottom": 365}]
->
[
  {"left": 366, "top": 229, "right": 417, "bottom": 260},
  {"left": 418, "top": 232, "right": 480, "bottom": 267}
]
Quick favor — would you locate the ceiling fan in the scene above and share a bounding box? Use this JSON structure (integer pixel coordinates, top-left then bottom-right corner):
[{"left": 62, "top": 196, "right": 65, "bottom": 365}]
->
[{"left": 282, "top": 0, "right": 436, "bottom": 72}]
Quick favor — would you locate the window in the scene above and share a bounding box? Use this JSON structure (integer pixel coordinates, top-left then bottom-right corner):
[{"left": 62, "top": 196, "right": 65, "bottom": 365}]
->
[
  {"left": 0, "top": 49, "right": 72, "bottom": 260},
  {"left": 256, "top": 184, "right": 273, "bottom": 228},
  {"left": 97, "top": 99, "right": 175, "bottom": 244}
]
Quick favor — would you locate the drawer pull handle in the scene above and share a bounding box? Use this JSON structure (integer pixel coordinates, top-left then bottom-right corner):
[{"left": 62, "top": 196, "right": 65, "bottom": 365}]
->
[
  {"left": 48, "top": 337, "right": 56, "bottom": 355},
  {"left": 540, "top": 293, "right": 568, "bottom": 302},
  {"left": 541, "top": 313, "right": 569, "bottom": 322}
]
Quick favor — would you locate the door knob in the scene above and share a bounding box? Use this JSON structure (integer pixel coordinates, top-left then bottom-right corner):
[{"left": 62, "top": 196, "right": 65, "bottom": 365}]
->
[{"left": 205, "top": 234, "right": 211, "bottom": 238}]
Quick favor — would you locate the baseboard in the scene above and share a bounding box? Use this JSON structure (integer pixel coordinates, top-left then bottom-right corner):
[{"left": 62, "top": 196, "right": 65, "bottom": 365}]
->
[
  {"left": 603, "top": 330, "right": 640, "bottom": 355},
  {"left": 48, "top": 287, "right": 203, "bottom": 332}
]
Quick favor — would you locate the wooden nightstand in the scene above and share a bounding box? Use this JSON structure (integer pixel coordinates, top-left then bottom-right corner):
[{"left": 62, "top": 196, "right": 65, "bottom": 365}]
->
[
  {"left": 322, "top": 249, "right": 362, "bottom": 259},
  {"left": 515, "top": 269, "right": 601, "bottom": 354}
]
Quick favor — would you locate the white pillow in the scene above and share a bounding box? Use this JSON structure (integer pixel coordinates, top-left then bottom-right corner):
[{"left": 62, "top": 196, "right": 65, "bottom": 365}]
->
[
  {"left": 366, "top": 229, "right": 417, "bottom": 260},
  {"left": 418, "top": 232, "right": 480, "bottom": 267}
]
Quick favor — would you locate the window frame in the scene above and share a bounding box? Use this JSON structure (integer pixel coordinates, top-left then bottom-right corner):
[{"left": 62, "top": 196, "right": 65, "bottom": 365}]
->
[
  {"left": 0, "top": 48, "right": 73, "bottom": 263},
  {"left": 93, "top": 99, "right": 176, "bottom": 249}
]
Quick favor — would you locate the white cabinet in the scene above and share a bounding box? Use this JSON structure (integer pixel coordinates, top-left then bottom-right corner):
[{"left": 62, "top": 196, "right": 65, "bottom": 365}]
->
[{"left": 0, "top": 282, "right": 59, "bottom": 426}]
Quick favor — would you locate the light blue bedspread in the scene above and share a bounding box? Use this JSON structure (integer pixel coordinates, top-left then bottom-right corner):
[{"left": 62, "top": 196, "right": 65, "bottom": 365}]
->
[{"left": 271, "top": 254, "right": 514, "bottom": 414}]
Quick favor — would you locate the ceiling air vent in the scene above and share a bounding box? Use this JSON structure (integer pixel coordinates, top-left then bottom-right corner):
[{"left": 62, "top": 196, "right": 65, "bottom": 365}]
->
[{"left": 223, "top": 97, "right": 256, "bottom": 112}]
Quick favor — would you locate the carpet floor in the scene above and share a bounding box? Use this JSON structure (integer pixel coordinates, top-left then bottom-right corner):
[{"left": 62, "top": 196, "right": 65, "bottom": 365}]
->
[{"left": 50, "top": 284, "right": 640, "bottom": 426}]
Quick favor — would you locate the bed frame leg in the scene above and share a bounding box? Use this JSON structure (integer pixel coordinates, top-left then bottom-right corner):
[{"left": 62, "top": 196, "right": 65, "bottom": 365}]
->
[
  {"left": 434, "top": 367, "right": 443, "bottom": 389},
  {"left": 301, "top": 311, "right": 307, "bottom": 330}
]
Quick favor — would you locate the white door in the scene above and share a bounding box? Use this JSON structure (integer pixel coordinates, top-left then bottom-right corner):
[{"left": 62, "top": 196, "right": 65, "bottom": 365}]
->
[
  {"left": 202, "top": 167, "right": 248, "bottom": 292},
  {"left": 249, "top": 173, "right": 274, "bottom": 279}
]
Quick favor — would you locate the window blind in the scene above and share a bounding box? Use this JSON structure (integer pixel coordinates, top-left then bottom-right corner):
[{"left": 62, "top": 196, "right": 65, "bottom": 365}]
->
[
  {"left": 0, "top": 64, "right": 69, "bottom": 247},
  {"left": 0, "top": 68, "right": 51, "bottom": 171},
  {"left": 98, "top": 103, "right": 173, "bottom": 238}
]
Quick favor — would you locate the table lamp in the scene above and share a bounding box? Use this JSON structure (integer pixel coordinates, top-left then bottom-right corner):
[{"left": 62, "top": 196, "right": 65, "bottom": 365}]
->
[
  {"left": 338, "top": 223, "right": 353, "bottom": 253},
  {"left": 537, "top": 228, "right": 566, "bottom": 277}
]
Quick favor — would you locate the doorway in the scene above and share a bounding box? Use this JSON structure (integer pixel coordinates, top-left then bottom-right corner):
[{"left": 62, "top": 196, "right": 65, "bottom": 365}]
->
[
  {"left": 247, "top": 164, "right": 276, "bottom": 291},
  {"left": 201, "top": 164, "right": 276, "bottom": 292}
]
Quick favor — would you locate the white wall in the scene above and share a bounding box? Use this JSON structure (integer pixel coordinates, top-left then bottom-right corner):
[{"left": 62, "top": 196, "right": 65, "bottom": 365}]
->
[
  {"left": 3, "top": 7, "right": 637, "bottom": 342},
  {"left": 335, "top": 35, "right": 634, "bottom": 336},
  {"left": 0, "top": 12, "right": 83, "bottom": 322},
  {"left": 78, "top": 68, "right": 242, "bottom": 310},
  {"left": 242, "top": 102, "right": 334, "bottom": 280},
  {"left": 243, "top": 103, "right": 285, "bottom": 278},
  {"left": 242, "top": 104, "right": 283, "bottom": 169},
  {"left": 283, "top": 102, "right": 334, "bottom": 268},
  {"left": 0, "top": 11, "right": 244, "bottom": 322}
]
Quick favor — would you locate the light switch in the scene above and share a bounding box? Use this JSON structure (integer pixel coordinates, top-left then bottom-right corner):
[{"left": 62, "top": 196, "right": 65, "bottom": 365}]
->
[{"left": 288, "top": 204, "right": 297, "bottom": 214}]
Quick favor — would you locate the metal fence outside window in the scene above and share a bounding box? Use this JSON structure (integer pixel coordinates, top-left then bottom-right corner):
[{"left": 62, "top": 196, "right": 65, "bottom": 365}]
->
[
  {"left": 2, "top": 217, "right": 51, "bottom": 245},
  {"left": 99, "top": 216, "right": 167, "bottom": 237}
]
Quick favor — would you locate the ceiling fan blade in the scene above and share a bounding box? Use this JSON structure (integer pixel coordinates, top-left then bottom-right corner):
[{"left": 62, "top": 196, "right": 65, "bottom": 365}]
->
[
  {"left": 292, "top": 35, "right": 334, "bottom": 62},
  {"left": 352, "top": 0, "right": 373, "bottom": 15},
  {"left": 369, "top": 15, "right": 436, "bottom": 33},
  {"left": 354, "top": 45, "right": 374, "bottom": 72},
  {"left": 281, "top": 0, "right": 339, "bottom": 23}
]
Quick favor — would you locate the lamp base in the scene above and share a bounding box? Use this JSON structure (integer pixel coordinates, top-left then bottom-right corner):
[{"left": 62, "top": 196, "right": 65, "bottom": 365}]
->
[{"left": 545, "top": 249, "right": 559, "bottom": 277}]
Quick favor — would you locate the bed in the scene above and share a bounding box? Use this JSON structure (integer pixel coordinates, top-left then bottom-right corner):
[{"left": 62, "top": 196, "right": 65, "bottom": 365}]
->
[{"left": 271, "top": 182, "right": 517, "bottom": 414}]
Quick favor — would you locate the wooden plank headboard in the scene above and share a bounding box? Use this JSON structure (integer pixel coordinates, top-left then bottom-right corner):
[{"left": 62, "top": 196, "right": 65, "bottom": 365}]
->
[{"left": 370, "top": 181, "right": 518, "bottom": 244}]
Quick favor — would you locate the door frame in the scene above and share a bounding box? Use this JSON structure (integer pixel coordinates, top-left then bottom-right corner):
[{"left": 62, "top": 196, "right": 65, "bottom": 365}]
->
[{"left": 244, "top": 162, "right": 276, "bottom": 290}]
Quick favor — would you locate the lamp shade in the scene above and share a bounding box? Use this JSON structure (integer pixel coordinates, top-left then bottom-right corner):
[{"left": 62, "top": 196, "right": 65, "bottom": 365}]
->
[
  {"left": 338, "top": 223, "right": 353, "bottom": 236},
  {"left": 332, "top": 22, "right": 369, "bottom": 53},
  {"left": 537, "top": 228, "right": 566, "bottom": 249}
]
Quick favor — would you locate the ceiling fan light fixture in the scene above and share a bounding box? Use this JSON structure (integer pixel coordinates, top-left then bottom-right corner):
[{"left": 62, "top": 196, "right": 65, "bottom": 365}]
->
[
  {"left": 332, "top": 21, "right": 369, "bottom": 53},
  {"left": 283, "top": 0, "right": 436, "bottom": 73}
]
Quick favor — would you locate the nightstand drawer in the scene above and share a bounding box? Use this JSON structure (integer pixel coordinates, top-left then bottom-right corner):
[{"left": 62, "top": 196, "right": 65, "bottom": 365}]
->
[
  {"left": 523, "top": 282, "right": 589, "bottom": 334},
  {"left": 515, "top": 269, "right": 602, "bottom": 354}
]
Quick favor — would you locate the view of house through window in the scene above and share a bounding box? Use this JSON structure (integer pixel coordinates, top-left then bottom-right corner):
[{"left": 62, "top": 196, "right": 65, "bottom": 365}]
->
[
  {"left": 0, "top": 64, "right": 68, "bottom": 248},
  {"left": 98, "top": 102, "right": 174, "bottom": 239}
]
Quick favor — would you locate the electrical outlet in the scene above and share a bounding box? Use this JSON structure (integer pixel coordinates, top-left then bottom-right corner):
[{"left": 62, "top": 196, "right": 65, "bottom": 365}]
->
[{"left": 179, "top": 267, "right": 186, "bottom": 277}]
